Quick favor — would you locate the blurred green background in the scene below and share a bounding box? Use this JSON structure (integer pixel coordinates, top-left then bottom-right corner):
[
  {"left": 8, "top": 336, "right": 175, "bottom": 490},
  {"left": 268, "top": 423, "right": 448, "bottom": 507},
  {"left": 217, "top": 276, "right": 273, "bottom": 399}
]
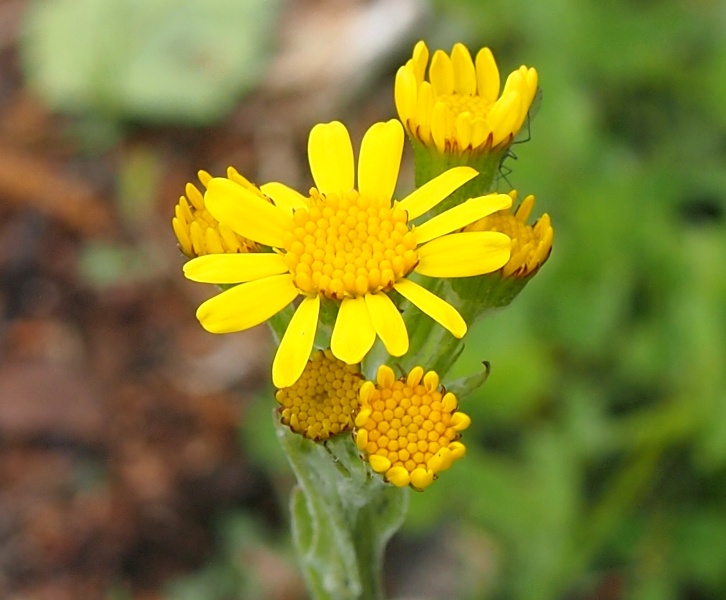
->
[{"left": 9, "top": 0, "right": 726, "bottom": 598}]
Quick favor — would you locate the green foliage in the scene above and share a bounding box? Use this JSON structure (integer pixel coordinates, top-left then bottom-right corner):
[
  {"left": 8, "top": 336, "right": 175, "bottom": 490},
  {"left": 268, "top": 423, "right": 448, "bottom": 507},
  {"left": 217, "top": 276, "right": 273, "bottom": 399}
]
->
[{"left": 22, "top": 0, "right": 280, "bottom": 125}]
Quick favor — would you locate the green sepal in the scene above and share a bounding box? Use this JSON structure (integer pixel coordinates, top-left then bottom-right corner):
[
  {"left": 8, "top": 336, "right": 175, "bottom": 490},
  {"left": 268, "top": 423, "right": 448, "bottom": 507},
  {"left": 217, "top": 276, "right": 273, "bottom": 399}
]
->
[
  {"left": 277, "top": 418, "right": 408, "bottom": 600},
  {"left": 446, "top": 361, "right": 491, "bottom": 399},
  {"left": 446, "top": 272, "right": 533, "bottom": 323}
]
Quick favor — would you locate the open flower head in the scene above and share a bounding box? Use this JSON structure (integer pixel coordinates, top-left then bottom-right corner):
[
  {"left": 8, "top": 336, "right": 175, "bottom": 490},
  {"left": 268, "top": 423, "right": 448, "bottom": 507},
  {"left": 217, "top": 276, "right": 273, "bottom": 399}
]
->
[
  {"left": 354, "top": 365, "right": 470, "bottom": 491},
  {"left": 172, "top": 168, "right": 264, "bottom": 258},
  {"left": 183, "top": 120, "right": 512, "bottom": 388},
  {"left": 275, "top": 348, "right": 362, "bottom": 441},
  {"left": 396, "top": 41, "right": 539, "bottom": 156},
  {"left": 465, "top": 190, "right": 552, "bottom": 278}
]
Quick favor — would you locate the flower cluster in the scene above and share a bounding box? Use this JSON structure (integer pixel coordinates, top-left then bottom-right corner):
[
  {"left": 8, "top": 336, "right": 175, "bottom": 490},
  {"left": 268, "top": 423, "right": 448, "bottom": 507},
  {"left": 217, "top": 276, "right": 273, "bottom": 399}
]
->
[
  {"left": 395, "top": 41, "right": 538, "bottom": 156},
  {"left": 172, "top": 40, "right": 551, "bottom": 490}
]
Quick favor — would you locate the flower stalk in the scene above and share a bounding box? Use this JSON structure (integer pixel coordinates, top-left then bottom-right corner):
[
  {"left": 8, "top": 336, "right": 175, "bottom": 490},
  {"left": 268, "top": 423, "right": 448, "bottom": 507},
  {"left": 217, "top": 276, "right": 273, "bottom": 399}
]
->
[{"left": 278, "top": 421, "right": 408, "bottom": 600}]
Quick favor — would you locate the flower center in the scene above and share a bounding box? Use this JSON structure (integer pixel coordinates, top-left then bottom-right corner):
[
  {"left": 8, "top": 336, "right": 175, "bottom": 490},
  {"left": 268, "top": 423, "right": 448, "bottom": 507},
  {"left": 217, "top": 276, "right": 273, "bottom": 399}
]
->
[
  {"left": 282, "top": 189, "right": 418, "bottom": 300},
  {"left": 275, "top": 349, "right": 363, "bottom": 441},
  {"left": 438, "top": 93, "right": 493, "bottom": 125},
  {"left": 354, "top": 366, "right": 470, "bottom": 490}
]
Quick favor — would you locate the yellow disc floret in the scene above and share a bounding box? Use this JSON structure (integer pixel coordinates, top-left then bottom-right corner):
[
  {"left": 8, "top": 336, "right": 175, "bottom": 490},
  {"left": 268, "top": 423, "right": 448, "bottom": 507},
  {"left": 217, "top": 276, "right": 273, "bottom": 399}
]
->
[
  {"left": 275, "top": 348, "right": 363, "bottom": 441},
  {"left": 172, "top": 168, "right": 264, "bottom": 258},
  {"left": 354, "top": 364, "right": 471, "bottom": 491},
  {"left": 465, "top": 191, "right": 553, "bottom": 278},
  {"left": 281, "top": 189, "right": 419, "bottom": 300}
]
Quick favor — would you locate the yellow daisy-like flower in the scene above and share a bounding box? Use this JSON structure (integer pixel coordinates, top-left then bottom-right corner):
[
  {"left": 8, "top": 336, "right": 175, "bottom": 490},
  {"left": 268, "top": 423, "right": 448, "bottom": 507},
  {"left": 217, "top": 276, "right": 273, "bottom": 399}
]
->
[
  {"left": 172, "top": 168, "right": 264, "bottom": 258},
  {"left": 395, "top": 41, "right": 539, "bottom": 155},
  {"left": 183, "top": 119, "right": 512, "bottom": 388},
  {"left": 465, "top": 191, "right": 553, "bottom": 278},
  {"left": 354, "top": 364, "right": 470, "bottom": 491},
  {"left": 275, "top": 348, "right": 363, "bottom": 441}
]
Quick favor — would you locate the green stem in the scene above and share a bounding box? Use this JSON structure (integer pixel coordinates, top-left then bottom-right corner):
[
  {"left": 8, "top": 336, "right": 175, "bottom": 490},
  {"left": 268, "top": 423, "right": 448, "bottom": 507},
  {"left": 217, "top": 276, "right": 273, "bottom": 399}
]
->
[{"left": 276, "top": 418, "right": 409, "bottom": 600}]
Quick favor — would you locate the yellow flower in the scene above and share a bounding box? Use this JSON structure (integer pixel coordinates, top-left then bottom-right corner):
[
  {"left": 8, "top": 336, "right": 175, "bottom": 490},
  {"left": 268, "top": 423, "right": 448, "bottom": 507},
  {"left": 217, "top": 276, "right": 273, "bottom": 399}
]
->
[
  {"left": 395, "top": 41, "right": 539, "bottom": 155},
  {"left": 183, "top": 119, "right": 512, "bottom": 388},
  {"left": 275, "top": 349, "right": 363, "bottom": 441},
  {"left": 172, "top": 168, "right": 265, "bottom": 258},
  {"left": 465, "top": 191, "right": 553, "bottom": 278},
  {"left": 354, "top": 364, "right": 470, "bottom": 491}
]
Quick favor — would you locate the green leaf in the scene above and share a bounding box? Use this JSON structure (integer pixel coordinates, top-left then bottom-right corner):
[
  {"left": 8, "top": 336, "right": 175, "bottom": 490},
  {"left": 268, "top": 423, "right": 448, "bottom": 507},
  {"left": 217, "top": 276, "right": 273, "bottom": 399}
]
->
[{"left": 22, "top": 0, "right": 281, "bottom": 124}]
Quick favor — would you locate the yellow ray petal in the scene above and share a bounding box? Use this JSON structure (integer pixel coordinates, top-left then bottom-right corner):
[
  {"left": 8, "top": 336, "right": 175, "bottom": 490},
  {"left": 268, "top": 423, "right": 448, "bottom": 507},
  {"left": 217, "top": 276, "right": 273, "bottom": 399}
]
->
[
  {"left": 358, "top": 120, "right": 403, "bottom": 202},
  {"left": 430, "top": 100, "right": 448, "bottom": 154},
  {"left": 414, "top": 193, "right": 512, "bottom": 244},
  {"left": 524, "top": 68, "right": 539, "bottom": 107},
  {"left": 331, "top": 297, "right": 376, "bottom": 364},
  {"left": 196, "top": 274, "right": 298, "bottom": 334},
  {"left": 411, "top": 40, "right": 429, "bottom": 83},
  {"left": 471, "top": 119, "right": 490, "bottom": 149},
  {"left": 260, "top": 182, "right": 308, "bottom": 215},
  {"left": 430, "top": 50, "right": 454, "bottom": 95},
  {"left": 395, "top": 67, "right": 417, "bottom": 124},
  {"left": 502, "top": 68, "right": 525, "bottom": 98},
  {"left": 185, "top": 182, "right": 205, "bottom": 211},
  {"left": 272, "top": 295, "right": 320, "bottom": 388},
  {"left": 178, "top": 197, "right": 195, "bottom": 225},
  {"left": 451, "top": 43, "right": 476, "bottom": 95},
  {"left": 397, "top": 166, "right": 478, "bottom": 220},
  {"left": 393, "top": 279, "right": 467, "bottom": 338},
  {"left": 190, "top": 221, "right": 204, "bottom": 255},
  {"left": 172, "top": 217, "right": 192, "bottom": 256},
  {"left": 415, "top": 231, "right": 511, "bottom": 277},
  {"left": 205, "top": 178, "right": 292, "bottom": 248},
  {"left": 218, "top": 223, "right": 243, "bottom": 253},
  {"left": 197, "top": 169, "right": 212, "bottom": 187},
  {"left": 515, "top": 194, "right": 535, "bottom": 223},
  {"left": 204, "top": 228, "right": 224, "bottom": 254},
  {"left": 455, "top": 112, "right": 472, "bottom": 150},
  {"left": 308, "top": 121, "right": 354, "bottom": 195},
  {"left": 475, "top": 47, "right": 500, "bottom": 103},
  {"left": 415, "top": 81, "right": 434, "bottom": 143},
  {"left": 184, "top": 252, "right": 288, "bottom": 284},
  {"left": 365, "top": 292, "right": 408, "bottom": 357},
  {"left": 489, "top": 91, "right": 522, "bottom": 146}
]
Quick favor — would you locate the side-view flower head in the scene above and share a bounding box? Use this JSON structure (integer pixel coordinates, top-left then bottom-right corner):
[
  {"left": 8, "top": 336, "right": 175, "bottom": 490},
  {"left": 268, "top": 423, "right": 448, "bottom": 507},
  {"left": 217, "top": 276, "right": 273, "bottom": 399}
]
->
[
  {"left": 354, "top": 364, "right": 470, "bottom": 491},
  {"left": 465, "top": 190, "right": 553, "bottom": 278},
  {"left": 183, "top": 119, "right": 513, "bottom": 388},
  {"left": 275, "top": 348, "right": 363, "bottom": 441},
  {"left": 396, "top": 40, "right": 539, "bottom": 156},
  {"left": 172, "top": 168, "right": 265, "bottom": 257}
]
